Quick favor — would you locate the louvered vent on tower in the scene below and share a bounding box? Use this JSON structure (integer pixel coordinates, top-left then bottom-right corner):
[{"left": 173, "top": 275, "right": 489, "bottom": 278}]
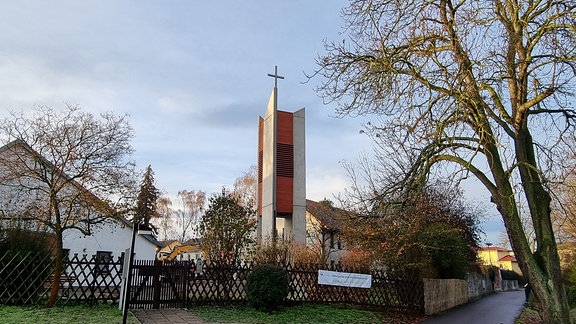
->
[
  {"left": 276, "top": 143, "right": 294, "bottom": 178},
  {"left": 258, "top": 150, "right": 263, "bottom": 183}
]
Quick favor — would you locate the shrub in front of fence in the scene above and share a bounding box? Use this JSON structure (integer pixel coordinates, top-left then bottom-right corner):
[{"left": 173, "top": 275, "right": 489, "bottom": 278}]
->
[
  {"left": 0, "top": 229, "right": 53, "bottom": 305},
  {"left": 0, "top": 250, "right": 124, "bottom": 306},
  {"left": 246, "top": 264, "right": 289, "bottom": 311},
  {"left": 0, "top": 250, "right": 53, "bottom": 304}
]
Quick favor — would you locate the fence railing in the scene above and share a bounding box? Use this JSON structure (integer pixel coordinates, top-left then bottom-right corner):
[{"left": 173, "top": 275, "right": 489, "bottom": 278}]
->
[
  {"left": 0, "top": 251, "right": 124, "bottom": 305},
  {"left": 0, "top": 250, "right": 425, "bottom": 314},
  {"left": 186, "top": 262, "right": 424, "bottom": 313}
]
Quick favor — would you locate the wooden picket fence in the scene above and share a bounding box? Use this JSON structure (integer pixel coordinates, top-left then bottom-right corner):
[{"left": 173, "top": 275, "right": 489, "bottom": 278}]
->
[
  {"left": 189, "top": 262, "right": 424, "bottom": 313},
  {"left": 0, "top": 251, "right": 425, "bottom": 314},
  {"left": 0, "top": 251, "right": 123, "bottom": 305}
]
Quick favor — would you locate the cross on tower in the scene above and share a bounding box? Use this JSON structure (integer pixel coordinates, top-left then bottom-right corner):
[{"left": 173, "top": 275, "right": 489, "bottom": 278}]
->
[{"left": 267, "top": 65, "right": 284, "bottom": 89}]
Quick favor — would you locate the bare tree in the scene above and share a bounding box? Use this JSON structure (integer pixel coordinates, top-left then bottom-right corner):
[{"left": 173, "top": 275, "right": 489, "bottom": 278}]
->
[
  {"left": 154, "top": 195, "right": 175, "bottom": 241},
  {"left": 174, "top": 189, "right": 205, "bottom": 242},
  {"left": 313, "top": 1, "right": 576, "bottom": 322},
  {"left": 231, "top": 165, "right": 257, "bottom": 209},
  {"left": 0, "top": 105, "right": 135, "bottom": 306},
  {"left": 552, "top": 148, "right": 576, "bottom": 244}
]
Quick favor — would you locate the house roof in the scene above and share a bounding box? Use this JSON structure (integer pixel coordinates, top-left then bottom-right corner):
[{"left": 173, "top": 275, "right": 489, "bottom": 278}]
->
[
  {"left": 160, "top": 239, "right": 180, "bottom": 246},
  {"left": 1, "top": 140, "right": 162, "bottom": 247},
  {"left": 498, "top": 255, "right": 517, "bottom": 262},
  {"left": 0, "top": 139, "right": 115, "bottom": 216},
  {"left": 306, "top": 199, "right": 346, "bottom": 231},
  {"left": 139, "top": 233, "right": 162, "bottom": 247},
  {"left": 479, "top": 246, "right": 510, "bottom": 252},
  {"left": 182, "top": 238, "right": 202, "bottom": 246}
]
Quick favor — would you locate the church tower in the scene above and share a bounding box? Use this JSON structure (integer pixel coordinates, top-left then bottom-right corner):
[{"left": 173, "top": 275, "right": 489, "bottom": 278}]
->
[{"left": 256, "top": 67, "right": 306, "bottom": 245}]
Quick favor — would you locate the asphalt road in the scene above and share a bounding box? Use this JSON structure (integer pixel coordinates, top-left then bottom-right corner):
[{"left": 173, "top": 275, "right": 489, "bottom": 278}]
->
[{"left": 422, "top": 290, "right": 526, "bottom": 324}]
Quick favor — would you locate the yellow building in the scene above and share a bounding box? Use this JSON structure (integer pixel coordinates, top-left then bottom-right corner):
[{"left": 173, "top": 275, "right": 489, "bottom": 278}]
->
[{"left": 477, "top": 246, "right": 522, "bottom": 275}]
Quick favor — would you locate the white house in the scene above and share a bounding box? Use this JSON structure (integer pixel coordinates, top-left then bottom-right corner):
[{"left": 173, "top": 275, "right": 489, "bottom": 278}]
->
[
  {"left": 63, "top": 218, "right": 160, "bottom": 262},
  {"left": 0, "top": 140, "right": 161, "bottom": 262},
  {"left": 304, "top": 199, "right": 347, "bottom": 266}
]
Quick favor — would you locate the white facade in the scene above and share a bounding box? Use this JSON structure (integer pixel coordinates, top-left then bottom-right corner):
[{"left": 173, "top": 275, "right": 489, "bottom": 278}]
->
[
  {"left": 63, "top": 219, "right": 158, "bottom": 261},
  {"left": 0, "top": 140, "right": 160, "bottom": 261}
]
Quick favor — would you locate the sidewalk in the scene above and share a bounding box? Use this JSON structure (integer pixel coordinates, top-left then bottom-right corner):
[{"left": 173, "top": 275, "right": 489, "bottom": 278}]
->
[
  {"left": 421, "top": 290, "right": 526, "bottom": 324},
  {"left": 131, "top": 309, "right": 206, "bottom": 324}
]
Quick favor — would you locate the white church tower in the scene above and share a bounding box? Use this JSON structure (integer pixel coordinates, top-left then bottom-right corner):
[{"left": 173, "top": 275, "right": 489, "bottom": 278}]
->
[{"left": 256, "top": 66, "right": 306, "bottom": 245}]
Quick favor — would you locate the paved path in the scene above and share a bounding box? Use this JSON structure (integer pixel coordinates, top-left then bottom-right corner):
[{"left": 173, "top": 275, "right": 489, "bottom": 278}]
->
[
  {"left": 131, "top": 309, "right": 206, "bottom": 324},
  {"left": 422, "top": 290, "right": 526, "bottom": 324}
]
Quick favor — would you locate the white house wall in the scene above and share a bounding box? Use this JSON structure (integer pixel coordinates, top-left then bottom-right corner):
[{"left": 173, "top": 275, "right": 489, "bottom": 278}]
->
[{"left": 63, "top": 220, "right": 157, "bottom": 261}]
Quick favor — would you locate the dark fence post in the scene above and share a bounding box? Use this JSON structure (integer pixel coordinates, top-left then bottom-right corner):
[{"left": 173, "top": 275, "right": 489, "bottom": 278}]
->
[
  {"left": 122, "top": 222, "right": 137, "bottom": 324},
  {"left": 152, "top": 260, "right": 161, "bottom": 309}
]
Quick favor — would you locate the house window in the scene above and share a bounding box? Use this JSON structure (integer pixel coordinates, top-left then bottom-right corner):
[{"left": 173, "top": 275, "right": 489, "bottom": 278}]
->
[{"left": 95, "top": 251, "right": 112, "bottom": 275}]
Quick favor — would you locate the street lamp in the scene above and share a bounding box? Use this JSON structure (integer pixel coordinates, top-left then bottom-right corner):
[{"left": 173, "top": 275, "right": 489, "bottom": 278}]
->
[
  {"left": 122, "top": 222, "right": 153, "bottom": 324},
  {"left": 121, "top": 221, "right": 138, "bottom": 324},
  {"left": 485, "top": 242, "right": 493, "bottom": 267}
]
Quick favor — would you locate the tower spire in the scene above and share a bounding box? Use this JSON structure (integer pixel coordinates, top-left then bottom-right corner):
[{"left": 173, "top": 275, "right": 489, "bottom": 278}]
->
[{"left": 266, "top": 66, "right": 284, "bottom": 242}]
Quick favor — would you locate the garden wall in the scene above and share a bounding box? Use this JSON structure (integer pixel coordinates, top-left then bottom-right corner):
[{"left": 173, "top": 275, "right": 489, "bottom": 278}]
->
[
  {"left": 423, "top": 278, "right": 468, "bottom": 315},
  {"left": 424, "top": 274, "right": 518, "bottom": 315}
]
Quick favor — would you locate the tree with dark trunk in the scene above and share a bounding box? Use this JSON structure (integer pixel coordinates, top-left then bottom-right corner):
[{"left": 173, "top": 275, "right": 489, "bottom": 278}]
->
[
  {"left": 0, "top": 105, "right": 135, "bottom": 307},
  {"left": 312, "top": 1, "right": 576, "bottom": 322}
]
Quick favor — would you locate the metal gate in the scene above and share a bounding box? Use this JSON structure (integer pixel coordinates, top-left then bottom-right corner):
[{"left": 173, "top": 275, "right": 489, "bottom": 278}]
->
[{"left": 128, "top": 260, "right": 193, "bottom": 309}]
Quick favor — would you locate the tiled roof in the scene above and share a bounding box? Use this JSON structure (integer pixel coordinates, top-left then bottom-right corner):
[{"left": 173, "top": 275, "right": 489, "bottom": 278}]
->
[
  {"left": 306, "top": 199, "right": 347, "bottom": 231},
  {"left": 498, "top": 255, "right": 517, "bottom": 262}
]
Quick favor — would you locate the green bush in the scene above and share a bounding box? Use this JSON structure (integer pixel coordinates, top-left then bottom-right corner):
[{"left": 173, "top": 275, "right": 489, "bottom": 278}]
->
[
  {"left": 246, "top": 264, "right": 288, "bottom": 312},
  {"left": 0, "top": 228, "right": 53, "bottom": 304}
]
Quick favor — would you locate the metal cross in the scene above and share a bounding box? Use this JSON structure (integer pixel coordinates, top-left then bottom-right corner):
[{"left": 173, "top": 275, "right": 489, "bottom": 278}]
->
[{"left": 267, "top": 65, "right": 284, "bottom": 89}]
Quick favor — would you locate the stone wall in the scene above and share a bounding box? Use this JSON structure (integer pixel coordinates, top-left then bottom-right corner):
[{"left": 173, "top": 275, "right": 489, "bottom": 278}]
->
[
  {"left": 423, "top": 278, "right": 468, "bottom": 315},
  {"left": 467, "top": 272, "right": 493, "bottom": 300},
  {"left": 424, "top": 274, "right": 519, "bottom": 315}
]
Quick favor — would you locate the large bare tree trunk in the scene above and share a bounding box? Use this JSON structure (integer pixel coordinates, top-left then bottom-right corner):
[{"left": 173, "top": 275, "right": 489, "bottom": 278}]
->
[
  {"left": 514, "top": 131, "right": 572, "bottom": 323},
  {"left": 47, "top": 229, "right": 63, "bottom": 307}
]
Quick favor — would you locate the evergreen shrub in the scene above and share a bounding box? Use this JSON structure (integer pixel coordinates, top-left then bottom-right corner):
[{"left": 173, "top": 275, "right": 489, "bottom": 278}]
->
[
  {"left": 246, "top": 264, "right": 288, "bottom": 311},
  {"left": 0, "top": 228, "right": 53, "bottom": 304}
]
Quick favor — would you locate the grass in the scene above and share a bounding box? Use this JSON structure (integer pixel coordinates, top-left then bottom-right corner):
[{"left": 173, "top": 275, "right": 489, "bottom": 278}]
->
[
  {"left": 514, "top": 307, "right": 543, "bottom": 324},
  {"left": 514, "top": 306, "right": 576, "bottom": 324},
  {"left": 189, "top": 304, "right": 427, "bottom": 324},
  {"left": 0, "top": 303, "right": 139, "bottom": 324},
  {"left": 0, "top": 303, "right": 426, "bottom": 324}
]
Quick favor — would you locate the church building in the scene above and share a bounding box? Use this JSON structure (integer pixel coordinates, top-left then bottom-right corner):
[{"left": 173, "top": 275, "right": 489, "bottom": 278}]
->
[{"left": 256, "top": 67, "right": 306, "bottom": 245}]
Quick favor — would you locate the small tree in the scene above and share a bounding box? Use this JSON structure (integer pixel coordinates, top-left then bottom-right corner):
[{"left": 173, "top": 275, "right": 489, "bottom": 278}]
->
[
  {"left": 199, "top": 188, "right": 256, "bottom": 266},
  {"left": 134, "top": 165, "right": 160, "bottom": 227},
  {"left": 341, "top": 184, "right": 482, "bottom": 278},
  {"left": 246, "top": 264, "right": 288, "bottom": 312},
  {"left": 0, "top": 227, "right": 52, "bottom": 304}
]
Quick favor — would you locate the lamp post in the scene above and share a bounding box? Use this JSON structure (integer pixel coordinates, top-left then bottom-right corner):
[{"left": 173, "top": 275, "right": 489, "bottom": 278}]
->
[
  {"left": 485, "top": 242, "right": 493, "bottom": 267},
  {"left": 122, "top": 222, "right": 138, "bottom": 324}
]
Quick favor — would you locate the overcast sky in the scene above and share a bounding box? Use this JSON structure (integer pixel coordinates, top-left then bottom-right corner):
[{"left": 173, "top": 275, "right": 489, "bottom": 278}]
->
[{"left": 0, "top": 1, "right": 504, "bottom": 245}]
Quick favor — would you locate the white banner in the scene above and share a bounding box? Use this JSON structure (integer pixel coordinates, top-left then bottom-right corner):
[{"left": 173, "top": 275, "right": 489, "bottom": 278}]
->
[{"left": 317, "top": 270, "right": 372, "bottom": 288}]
